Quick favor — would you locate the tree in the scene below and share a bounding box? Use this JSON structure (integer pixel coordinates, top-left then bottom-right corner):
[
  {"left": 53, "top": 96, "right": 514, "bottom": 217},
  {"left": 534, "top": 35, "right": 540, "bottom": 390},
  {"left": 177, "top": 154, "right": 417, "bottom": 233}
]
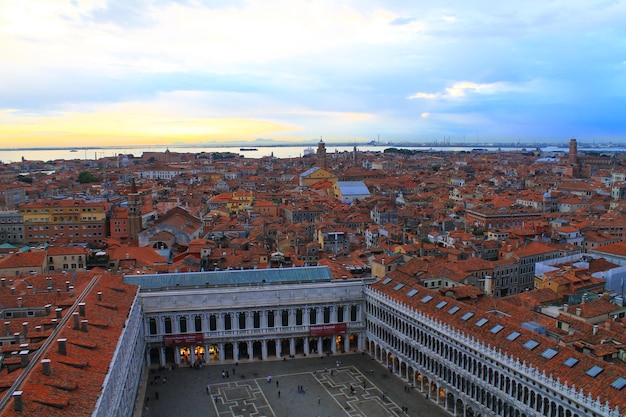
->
[
  {"left": 77, "top": 171, "right": 99, "bottom": 184},
  {"left": 16, "top": 174, "right": 33, "bottom": 184}
]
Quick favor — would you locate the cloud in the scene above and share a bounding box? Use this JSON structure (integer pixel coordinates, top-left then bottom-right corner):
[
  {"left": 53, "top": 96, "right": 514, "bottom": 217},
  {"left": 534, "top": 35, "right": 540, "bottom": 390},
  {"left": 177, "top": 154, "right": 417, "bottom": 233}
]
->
[{"left": 407, "top": 81, "right": 524, "bottom": 100}]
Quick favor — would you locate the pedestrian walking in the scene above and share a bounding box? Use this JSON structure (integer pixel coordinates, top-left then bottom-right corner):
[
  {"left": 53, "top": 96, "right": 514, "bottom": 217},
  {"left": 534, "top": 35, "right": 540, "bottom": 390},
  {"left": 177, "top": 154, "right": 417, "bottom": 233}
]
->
[
  {"left": 317, "top": 396, "right": 320, "bottom": 404},
  {"left": 155, "top": 391, "right": 159, "bottom": 400},
  {"left": 278, "top": 390, "right": 281, "bottom": 398},
  {"left": 276, "top": 380, "right": 279, "bottom": 387}
]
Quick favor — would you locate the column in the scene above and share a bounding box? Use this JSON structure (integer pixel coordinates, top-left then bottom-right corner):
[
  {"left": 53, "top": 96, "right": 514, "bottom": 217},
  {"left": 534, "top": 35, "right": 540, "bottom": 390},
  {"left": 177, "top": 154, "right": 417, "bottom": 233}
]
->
[
  {"left": 316, "top": 307, "right": 323, "bottom": 324},
  {"left": 261, "top": 311, "right": 268, "bottom": 328},
  {"left": 218, "top": 342, "right": 225, "bottom": 362},
  {"left": 189, "top": 347, "right": 196, "bottom": 365},
  {"left": 331, "top": 306, "right": 338, "bottom": 322},
  {"left": 288, "top": 309, "right": 296, "bottom": 327},
  {"left": 234, "top": 342, "right": 240, "bottom": 361},
  {"left": 145, "top": 347, "right": 152, "bottom": 367},
  {"left": 247, "top": 311, "right": 254, "bottom": 329},
  {"left": 331, "top": 335, "right": 337, "bottom": 353},
  {"left": 303, "top": 308, "right": 310, "bottom": 325},
  {"left": 304, "top": 338, "right": 309, "bottom": 355},
  {"left": 317, "top": 337, "right": 323, "bottom": 355},
  {"left": 247, "top": 341, "right": 254, "bottom": 360},
  {"left": 174, "top": 347, "right": 181, "bottom": 365},
  {"left": 201, "top": 313, "right": 208, "bottom": 333},
  {"left": 345, "top": 334, "right": 350, "bottom": 352},
  {"left": 289, "top": 338, "right": 296, "bottom": 357},
  {"left": 218, "top": 313, "right": 225, "bottom": 331},
  {"left": 205, "top": 343, "right": 211, "bottom": 362},
  {"left": 160, "top": 347, "right": 166, "bottom": 367},
  {"left": 276, "top": 339, "right": 282, "bottom": 357},
  {"left": 261, "top": 340, "right": 268, "bottom": 360}
]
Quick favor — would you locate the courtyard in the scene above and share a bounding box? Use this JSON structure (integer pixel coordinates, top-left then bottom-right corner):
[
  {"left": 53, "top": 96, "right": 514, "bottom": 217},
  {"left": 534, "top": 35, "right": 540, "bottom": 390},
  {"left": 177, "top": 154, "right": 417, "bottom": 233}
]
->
[{"left": 137, "top": 353, "right": 451, "bottom": 417}]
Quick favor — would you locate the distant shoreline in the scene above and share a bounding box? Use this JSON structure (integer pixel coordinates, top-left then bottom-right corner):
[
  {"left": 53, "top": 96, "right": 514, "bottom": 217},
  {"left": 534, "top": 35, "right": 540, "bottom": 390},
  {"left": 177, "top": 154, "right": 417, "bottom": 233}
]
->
[{"left": 2, "top": 141, "right": 626, "bottom": 152}]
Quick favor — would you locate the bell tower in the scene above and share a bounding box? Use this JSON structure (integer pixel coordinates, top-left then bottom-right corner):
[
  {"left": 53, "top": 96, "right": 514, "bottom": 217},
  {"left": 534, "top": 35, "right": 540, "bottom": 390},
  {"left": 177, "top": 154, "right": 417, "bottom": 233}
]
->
[
  {"left": 128, "top": 178, "right": 143, "bottom": 242},
  {"left": 316, "top": 138, "right": 327, "bottom": 169}
]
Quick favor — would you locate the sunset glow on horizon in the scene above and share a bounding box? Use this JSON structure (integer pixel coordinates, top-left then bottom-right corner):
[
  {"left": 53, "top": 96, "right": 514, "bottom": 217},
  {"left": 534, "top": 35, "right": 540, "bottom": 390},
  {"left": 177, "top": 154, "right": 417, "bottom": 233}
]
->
[{"left": 1, "top": 0, "right": 626, "bottom": 148}]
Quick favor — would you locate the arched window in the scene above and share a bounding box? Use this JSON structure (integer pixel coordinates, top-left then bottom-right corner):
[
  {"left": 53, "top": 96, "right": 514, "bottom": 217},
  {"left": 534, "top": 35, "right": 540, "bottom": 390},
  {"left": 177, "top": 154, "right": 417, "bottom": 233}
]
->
[
  {"left": 194, "top": 315, "right": 202, "bottom": 332},
  {"left": 164, "top": 317, "right": 172, "bottom": 334},
  {"left": 149, "top": 318, "right": 157, "bottom": 335},
  {"left": 179, "top": 316, "right": 187, "bottom": 333}
]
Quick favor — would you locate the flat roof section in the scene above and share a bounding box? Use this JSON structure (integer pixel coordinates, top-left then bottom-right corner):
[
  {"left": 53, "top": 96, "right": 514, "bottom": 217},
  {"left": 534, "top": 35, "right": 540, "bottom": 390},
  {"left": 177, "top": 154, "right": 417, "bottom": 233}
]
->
[{"left": 123, "top": 266, "right": 334, "bottom": 290}]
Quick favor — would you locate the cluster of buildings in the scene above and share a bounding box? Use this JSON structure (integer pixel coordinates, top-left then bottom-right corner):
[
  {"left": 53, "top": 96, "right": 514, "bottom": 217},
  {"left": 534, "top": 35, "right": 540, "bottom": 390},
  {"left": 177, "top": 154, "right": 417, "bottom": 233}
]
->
[{"left": 0, "top": 139, "right": 624, "bottom": 415}]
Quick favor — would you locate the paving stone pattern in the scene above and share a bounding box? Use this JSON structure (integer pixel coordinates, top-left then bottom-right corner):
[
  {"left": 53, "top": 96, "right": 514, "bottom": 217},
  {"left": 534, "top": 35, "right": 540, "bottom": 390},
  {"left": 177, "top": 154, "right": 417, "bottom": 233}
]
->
[{"left": 139, "top": 353, "right": 451, "bottom": 417}]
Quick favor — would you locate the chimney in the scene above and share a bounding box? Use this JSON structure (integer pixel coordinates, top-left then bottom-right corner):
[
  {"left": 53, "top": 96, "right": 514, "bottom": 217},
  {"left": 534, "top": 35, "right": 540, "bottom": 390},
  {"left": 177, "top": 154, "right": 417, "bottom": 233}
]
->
[
  {"left": 22, "top": 322, "right": 28, "bottom": 338},
  {"left": 563, "top": 304, "right": 569, "bottom": 313},
  {"left": 46, "top": 277, "right": 53, "bottom": 291},
  {"left": 12, "top": 391, "right": 23, "bottom": 413},
  {"left": 10, "top": 287, "right": 15, "bottom": 295},
  {"left": 73, "top": 312, "right": 80, "bottom": 330},
  {"left": 81, "top": 320, "right": 88, "bottom": 332},
  {"left": 17, "top": 297, "right": 22, "bottom": 308},
  {"left": 14, "top": 333, "right": 21, "bottom": 344},
  {"left": 41, "top": 358, "right": 51, "bottom": 376},
  {"left": 57, "top": 338, "right": 67, "bottom": 355},
  {"left": 65, "top": 281, "right": 70, "bottom": 291},
  {"left": 45, "top": 304, "right": 51, "bottom": 314},
  {"left": 0, "top": 278, "right": 5, "bottom": 286},
  {"left": 35, "top": 325, "right": 41, "bottom": 333},
  {"left": 5, "top": 322, "right": 10, "bottom": 336},
  {"left": 576, "top": 307, "right": 582, "bottom": 316},
  {"left": 78, "top": 302, "right": 86, "bottom": 317},
  {"left": 69, "top": 286, "right": 75, "bottom": 297},
  {"left": 19, "top": 350, "right": 29, "bottom": 367},
  {"left": 97, "top": 291, "right": 102, "bottom": 301},
  {"left": 51, "top": 318, "right": 58, "bottom": 328},
  {"left": 593, "top": 325, "right": 598, "bottom": 335},
  {"left": 55, "top": 308, "right": 62, "bottom": 319}
]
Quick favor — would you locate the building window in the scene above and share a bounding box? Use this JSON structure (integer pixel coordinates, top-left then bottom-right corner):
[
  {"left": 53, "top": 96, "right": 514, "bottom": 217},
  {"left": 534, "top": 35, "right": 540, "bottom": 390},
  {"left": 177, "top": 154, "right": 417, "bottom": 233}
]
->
[
  {"left": 296, "top": 309, "right": 303, "bottom": 325},
  {"left": 194, "top": 316, "right": 202, "bottom": 332},
  {"left": 238, "top": 312, "right": 246, "bottom": 329},
  {"left": 224, "top": 314, "right": 232, "bottom": 330},
  {"left": 149, "top": 318, "right": 157, "bottom": 335},
  {"left": 210, "top": 315, "right": 217, "bottom": 331},
  {"left": 350, "top": 305, "right": 358, "bottom": 321},
  {"left": 164, "top": 317, "right": 172, "bottom": 334},
  {"left": 281, "top": 310, "right": 289, "bottom": 326},
  {"left": 253, "top": 311, "right": 260, "bottom": 328},
  {"left": 323, "top": 307, "right": 331, "bottom": 323},
  {"left": 267, "top": 310, "right": 275, "bottom": 327},
  {"left": 309, "top": 308, "right": 317, "bottom": 325}
]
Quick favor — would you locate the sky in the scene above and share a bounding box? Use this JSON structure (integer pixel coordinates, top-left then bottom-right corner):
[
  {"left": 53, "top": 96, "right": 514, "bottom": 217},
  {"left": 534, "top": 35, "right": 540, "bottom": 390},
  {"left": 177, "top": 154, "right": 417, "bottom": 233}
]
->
[{"left": 1, "top": 0, "right": 626, "bottom": 148}]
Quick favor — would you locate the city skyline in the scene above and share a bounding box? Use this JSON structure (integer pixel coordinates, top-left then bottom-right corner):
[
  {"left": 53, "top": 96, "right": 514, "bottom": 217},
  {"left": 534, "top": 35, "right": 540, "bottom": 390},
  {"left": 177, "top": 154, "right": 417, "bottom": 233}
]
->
[{"left": 1, "top": 0, "right": 626, "bottom": 148}]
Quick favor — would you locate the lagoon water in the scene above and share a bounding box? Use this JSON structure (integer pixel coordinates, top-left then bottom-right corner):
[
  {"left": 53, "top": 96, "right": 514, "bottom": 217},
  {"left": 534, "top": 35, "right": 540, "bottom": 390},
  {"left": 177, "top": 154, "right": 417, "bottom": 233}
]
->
[{"left": 0, "top": 143, "right": 620, "bottom": 164}]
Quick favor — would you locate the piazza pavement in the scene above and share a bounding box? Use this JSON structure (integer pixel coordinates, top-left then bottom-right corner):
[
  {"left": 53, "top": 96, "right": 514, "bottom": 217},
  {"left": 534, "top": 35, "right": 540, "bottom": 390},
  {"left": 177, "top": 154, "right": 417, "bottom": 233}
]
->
[{"left": 135, "top": 352, "right": 452, "bottom": 417}]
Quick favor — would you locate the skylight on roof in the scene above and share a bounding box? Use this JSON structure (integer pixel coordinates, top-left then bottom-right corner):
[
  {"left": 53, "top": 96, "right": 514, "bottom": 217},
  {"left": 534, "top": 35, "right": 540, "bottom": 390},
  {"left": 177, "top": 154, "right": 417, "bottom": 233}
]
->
[
  {"left": 490, "top": 324, "right": 504, "bottom": 334},
  {"left": 381, "top": 277, "right": 392, "bottom": 285},
  {"left": 586, "top": 366, "right": 604, "bottom": 378},
  {"left": 563, "top": 357, "right": 579, "bottom": 367},
  {"left": 436, "top": 301, "right": 448, "bottom": 309},
  {"left": 461, "top": 312, "right": 474, "bottom": 321},
  {"left": 393, "top": 283, "right": 404, "bottom": 291},
  {"left": 611, "top": 377, "right": 626, "bottom": 390},
  {"left": 407, "top": 289, "right": 418, "bottom": 297},
  {"left": 541, "top": 348, "right": 558, "bottom": 359},
  {"left": 421, "top": 295, "right": 433, "bottom": 303},
  {"left": 506, "top": 331, "right": 521, "bottom": 341},
  {"left": 448, "top": 306, "right": 460, "bottom": 314},
  {"left": 475, "top": 318, "right": 488, "bottom": 327},
  {"left": 523, "top": 340, "right": 540, "bottom": 350}
]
